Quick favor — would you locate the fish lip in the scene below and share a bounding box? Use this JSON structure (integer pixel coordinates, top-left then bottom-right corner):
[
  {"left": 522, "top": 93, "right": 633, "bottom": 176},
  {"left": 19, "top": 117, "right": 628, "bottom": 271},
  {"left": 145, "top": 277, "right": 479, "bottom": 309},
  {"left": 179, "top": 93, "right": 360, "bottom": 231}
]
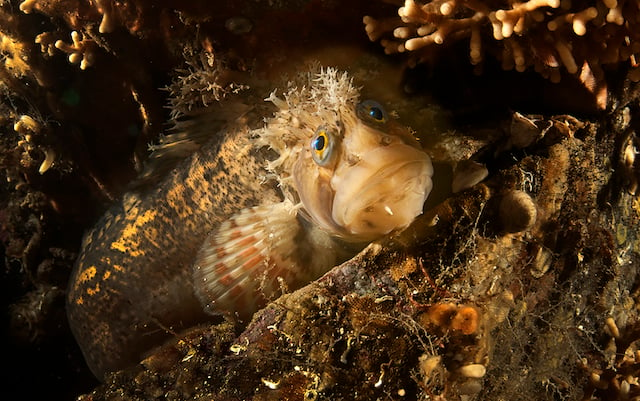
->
[{"left": 331, "top": 144, "right": 433, "bottom": 240}]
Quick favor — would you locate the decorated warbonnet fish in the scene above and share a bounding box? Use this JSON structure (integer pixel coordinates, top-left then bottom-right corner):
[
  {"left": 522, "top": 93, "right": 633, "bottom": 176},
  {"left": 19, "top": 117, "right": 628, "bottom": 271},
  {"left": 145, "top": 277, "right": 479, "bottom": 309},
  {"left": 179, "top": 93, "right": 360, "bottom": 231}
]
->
[{"left": 67, "top": 68, "right": 433, "bottom": 380}]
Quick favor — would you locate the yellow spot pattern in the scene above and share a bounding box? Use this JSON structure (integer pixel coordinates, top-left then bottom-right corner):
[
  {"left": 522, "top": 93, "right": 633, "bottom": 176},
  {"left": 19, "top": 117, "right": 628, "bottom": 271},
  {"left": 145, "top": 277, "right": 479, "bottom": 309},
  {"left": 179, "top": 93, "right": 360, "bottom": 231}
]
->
[
  {"left": 167, "top": 183, "right": 191, "bottom": 219},
  {"left": 110, "top": 209, "right": 158, "bottom": 256},
  {"left": 165, "top": 164, "right": 214, "bottom": 219},
  {"left": 86, "top": 283, "right": 100, "bottom": 296},
  {"left": 78, "top": 265, "right": 97, "bottom": 283}
]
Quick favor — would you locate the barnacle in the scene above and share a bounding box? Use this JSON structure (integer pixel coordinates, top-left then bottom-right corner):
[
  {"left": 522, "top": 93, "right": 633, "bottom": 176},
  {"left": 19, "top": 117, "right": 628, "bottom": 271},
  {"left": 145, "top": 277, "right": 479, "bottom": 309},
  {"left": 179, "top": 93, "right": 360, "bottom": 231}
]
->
[
  {"left": 452, "top": 160, "right": 488, "bottom": 193},
  {"left": 364, "top": 0, "right": 640, "bottom": 108},
  {"left": 498, "top": 189, "right": 537, "bottom": 233}
]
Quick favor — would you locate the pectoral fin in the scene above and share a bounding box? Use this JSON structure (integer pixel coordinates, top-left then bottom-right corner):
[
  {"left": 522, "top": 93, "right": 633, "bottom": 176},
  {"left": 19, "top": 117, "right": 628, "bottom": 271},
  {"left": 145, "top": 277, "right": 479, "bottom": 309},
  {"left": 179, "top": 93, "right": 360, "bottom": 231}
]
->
[{"left": 192, "top": 201, "right": 303, "bottom": 318}]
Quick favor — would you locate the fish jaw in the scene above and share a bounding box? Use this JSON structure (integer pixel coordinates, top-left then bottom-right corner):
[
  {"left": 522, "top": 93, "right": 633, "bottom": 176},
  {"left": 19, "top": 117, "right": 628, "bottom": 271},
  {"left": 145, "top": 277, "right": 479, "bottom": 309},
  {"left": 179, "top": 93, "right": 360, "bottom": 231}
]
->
[{"left": 330, "top": 142, "right": 433, "bottom": 242}]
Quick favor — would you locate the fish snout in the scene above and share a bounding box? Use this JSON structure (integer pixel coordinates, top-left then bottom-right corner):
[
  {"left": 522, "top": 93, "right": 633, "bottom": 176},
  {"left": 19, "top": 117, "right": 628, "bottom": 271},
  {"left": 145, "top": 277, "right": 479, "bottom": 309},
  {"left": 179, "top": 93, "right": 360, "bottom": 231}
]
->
[{"left": 331, "top": 144, "right": 433, "bottom": 241}]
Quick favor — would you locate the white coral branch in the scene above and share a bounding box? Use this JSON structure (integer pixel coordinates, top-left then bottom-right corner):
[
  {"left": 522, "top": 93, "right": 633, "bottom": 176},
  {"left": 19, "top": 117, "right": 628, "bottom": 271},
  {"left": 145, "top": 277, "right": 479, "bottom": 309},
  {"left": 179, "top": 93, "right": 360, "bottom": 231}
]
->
[{"left": 55, "top": 31, "right": 96, "bottom": 70}]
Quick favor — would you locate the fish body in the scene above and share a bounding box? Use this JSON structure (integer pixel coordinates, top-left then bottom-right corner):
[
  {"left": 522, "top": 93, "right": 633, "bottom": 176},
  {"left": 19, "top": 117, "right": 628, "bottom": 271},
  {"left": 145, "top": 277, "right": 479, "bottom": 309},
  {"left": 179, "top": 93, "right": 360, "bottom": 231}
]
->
[{"left": 67, "top": 68, "right": 433, "bottom": 380}]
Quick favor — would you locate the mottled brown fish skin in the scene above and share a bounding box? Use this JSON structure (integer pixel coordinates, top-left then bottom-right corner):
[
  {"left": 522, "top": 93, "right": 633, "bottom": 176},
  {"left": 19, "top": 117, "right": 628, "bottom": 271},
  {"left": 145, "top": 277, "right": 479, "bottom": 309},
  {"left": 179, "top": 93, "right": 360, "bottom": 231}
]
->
[{"left": 67, "top": 127, "right": 279, "bottom": 380}]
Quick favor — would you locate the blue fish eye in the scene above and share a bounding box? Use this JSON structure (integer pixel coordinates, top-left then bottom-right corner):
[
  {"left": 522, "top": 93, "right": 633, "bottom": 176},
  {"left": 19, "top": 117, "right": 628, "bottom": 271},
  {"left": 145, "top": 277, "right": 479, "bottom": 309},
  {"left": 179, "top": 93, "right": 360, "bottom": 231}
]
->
[
  {"left": 311, "top": 126, "right": 335, "bottom": 166},
  {"left": 368, "top": 107, "right": 383, "bottom": 121},
  {"left": 357, "top": 100, "right": 388, "bottom": 125},
  {"left": 312, "top": 134, "right": 326, "bottom": 151}
]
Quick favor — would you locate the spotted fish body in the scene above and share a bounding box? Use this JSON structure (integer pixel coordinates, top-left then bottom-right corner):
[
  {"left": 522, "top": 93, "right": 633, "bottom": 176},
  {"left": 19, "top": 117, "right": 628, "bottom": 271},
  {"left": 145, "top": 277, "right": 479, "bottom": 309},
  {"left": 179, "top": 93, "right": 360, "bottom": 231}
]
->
[
  {"left": 67, "top": 68, "right": 433, "bottom": 380},
  {"left": 67, "top": 117, "right": 278, "bottom": 380}
]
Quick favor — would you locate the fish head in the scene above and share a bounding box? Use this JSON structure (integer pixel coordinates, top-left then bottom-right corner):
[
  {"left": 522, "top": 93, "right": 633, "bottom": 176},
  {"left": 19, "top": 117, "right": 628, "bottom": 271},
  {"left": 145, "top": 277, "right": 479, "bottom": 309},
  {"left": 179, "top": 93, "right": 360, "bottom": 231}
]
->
[
  {"left": 292, "top": 98, "right": 433, "bottom": 242},
  {"left": 261, "top": 68, "right": 433, "bottom": 243}
]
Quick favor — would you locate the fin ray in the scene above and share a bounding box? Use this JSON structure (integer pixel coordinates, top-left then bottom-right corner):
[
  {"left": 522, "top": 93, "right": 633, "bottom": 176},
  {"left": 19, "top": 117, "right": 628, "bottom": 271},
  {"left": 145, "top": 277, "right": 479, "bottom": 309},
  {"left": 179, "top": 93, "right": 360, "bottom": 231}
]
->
[
  {"left": 193, "top": 201, "right": 301, "bottom": 318},
  {"left": 133, "top": 101, "right": 251, "bottom": 186}
]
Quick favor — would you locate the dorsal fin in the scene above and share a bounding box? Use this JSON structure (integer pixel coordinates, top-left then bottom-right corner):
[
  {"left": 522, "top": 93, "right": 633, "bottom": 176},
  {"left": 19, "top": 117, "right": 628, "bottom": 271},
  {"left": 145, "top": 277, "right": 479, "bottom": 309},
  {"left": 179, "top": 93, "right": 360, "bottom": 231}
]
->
[{"left": 132, "top": 100, "right": 251, "bottom": 187}]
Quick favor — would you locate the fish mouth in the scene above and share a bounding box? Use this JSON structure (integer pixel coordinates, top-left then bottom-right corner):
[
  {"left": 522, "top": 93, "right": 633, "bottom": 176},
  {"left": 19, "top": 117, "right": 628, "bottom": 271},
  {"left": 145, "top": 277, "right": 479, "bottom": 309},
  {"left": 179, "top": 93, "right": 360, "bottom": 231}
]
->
[{"left": 331, "top": 144, "right": 433, "bottom": 241}]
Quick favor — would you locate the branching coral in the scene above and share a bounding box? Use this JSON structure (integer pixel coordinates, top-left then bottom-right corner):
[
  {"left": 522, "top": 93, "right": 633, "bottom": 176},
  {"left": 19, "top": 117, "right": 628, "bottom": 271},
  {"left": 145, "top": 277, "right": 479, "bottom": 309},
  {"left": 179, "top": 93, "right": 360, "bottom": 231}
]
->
[
  {"left": 54, "top": 30, "right": 97, "bottom": 70},
  {"left": 14, "top": 115, "right": 56, "bottom": 174},
  {"left": 20, "top": 0, "right": 127, "bottom": 34},
  {"left": 364, "top": 0, "right": 640, "bottom": 108},
  {"left": 19, "top": 1, "right": 119, "bottom": 71},
  {"left": 93, "top": 0, "right": 117, "bottom": 33},
  {"left": 19, "top": 0, "right": 153, "bottom": 71}
]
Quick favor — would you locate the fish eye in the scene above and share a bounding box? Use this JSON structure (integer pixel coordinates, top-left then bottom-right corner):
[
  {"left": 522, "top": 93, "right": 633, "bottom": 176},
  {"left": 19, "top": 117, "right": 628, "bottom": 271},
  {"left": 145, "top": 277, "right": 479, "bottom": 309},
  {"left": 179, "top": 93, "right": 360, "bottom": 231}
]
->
[
  {"left": 356, "top": 100, "right": 388, "bottom": 125},
  {"left": 311, "top": 126, "right": 335, "bottom": 166}
]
